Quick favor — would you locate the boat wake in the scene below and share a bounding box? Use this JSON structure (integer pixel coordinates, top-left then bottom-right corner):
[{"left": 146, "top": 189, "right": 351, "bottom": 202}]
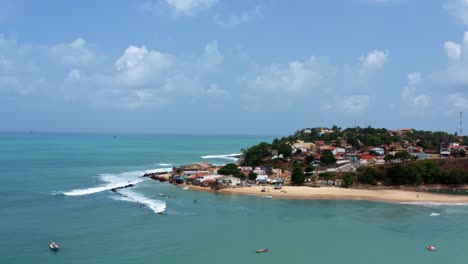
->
[
  {"left": 61, "top": 168, "right": 172, "bottom": 196},
  {"left": 112, "top": 189, "right": 166, "bottom": 214},
  {"left": 201, "top": 153, "right": 241, "bottom": 161}
]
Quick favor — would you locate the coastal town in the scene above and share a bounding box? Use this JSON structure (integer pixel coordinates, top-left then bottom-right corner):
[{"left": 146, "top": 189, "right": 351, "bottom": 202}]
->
[{"left": 144, "top": 126, "right": 468, "bottom": 202}]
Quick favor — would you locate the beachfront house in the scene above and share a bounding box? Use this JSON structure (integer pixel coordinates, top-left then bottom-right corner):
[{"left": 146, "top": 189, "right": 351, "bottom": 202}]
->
[
  {"left": 216, "top": 175, "right": 241, "bottom": 187},
  {"left": 256, "top": 174, "right": 268, "bottom": 183}
]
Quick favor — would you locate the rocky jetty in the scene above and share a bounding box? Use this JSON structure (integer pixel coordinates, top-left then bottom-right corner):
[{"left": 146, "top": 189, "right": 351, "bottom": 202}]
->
[{"left": 143, "top": 172, "right": 171, "bottom": 182}]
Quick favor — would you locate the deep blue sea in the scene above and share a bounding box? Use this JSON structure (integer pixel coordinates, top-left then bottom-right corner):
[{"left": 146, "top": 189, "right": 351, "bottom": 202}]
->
[{"left": 1, "top": 132, "right": 468, "bottom": 264}]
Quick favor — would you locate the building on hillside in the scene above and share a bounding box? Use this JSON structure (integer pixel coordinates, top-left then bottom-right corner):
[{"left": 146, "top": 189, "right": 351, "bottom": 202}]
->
[
  {"left": 371, "top": 147, "right": 385, "bottom": 156},
  {"left": 331, "top": 147, "right": 346, "bottom": 156}
]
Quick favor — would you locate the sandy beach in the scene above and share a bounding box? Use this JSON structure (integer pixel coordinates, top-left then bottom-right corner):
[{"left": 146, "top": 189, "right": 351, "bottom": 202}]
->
[{"left": 184, "top": 185, "right": 468, "bottom": 204}]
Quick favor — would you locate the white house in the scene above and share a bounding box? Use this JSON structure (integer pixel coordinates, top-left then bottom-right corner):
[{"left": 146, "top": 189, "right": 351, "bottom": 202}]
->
[
  {"left": 254, "top": 169, "right": 266, "bottom": 175},
  {"left": 371, "top": 147, "right": 385, "bottom": 156},
  {"left": 256, "top": 174, "right": 268, "bottom": 182},
  {"left": 216, "top": 176, "right": 241, "bottom": 187},
  {"left": 331, "top": 148, "right": 346, "bottom": 156},
  {"left": 198, "top": 174, "right": 223, "bottom": 183}
]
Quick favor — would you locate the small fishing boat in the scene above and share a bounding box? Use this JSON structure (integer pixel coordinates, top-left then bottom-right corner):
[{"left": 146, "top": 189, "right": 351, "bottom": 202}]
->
[
  {"left": 261, "top": 187, "right": 267, "bottom": 192},
  {"left": 274, "top": 184, "right": 282, "bottom": 189},
  {"left": 256, "top": 248, "right": 268, "bottom": 253},
  {"left": 49, "top": 242, "right": 59, "bottom": 251},
  {"left": 426, "top": 246, "right": 436, "bottom": 251}
]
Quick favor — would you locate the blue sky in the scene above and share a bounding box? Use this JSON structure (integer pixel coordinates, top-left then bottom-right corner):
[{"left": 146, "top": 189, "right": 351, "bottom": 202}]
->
[{"left": 1, "top": 0, "right": 468, "bottom": 135}]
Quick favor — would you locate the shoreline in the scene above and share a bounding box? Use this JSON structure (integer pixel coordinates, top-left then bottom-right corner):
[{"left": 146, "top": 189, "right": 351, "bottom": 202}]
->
[{"left": 181, "top": 184, "right": 468, "bottom": 204}]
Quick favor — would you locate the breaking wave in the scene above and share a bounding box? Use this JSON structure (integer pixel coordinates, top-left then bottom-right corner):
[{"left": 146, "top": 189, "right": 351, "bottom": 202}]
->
[
  {"left": 201, "top": 153, "right": 241, "bottom": 161},
  {"left": 157, "top": 163, "right": 173, "bottom": 166},
  {"left": 113, "top": 189, "right": 166, "bottom": 214},
  {"left": 61, "top": 167, "right": 172, "bottom": 196}
]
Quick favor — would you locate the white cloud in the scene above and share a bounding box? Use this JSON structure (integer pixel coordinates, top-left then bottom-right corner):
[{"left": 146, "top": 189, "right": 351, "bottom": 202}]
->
[
  {"left": 114, "top": 46, "right": 173, "bottom": 87},
  {"left": 214, "top": 5, "right": 263, "bottom": 28},
  {"left": 205, "top": 83, "right": 228, "bottom": 96},
  {"left": 115, "top": 46, "right": 149, "bottom": 71},
  {"left": 198, "top": 41, "right": 223, "bottom": 72},
  {"left": 341, "top": 95, "right": 370, "bottom": 113},
  {"left": 66, "top": 69, "right": 81, "bottom": 81},
  {"left": 159, "top": 0, "right": 218, "bottom": 16},
  {"left": 431, "top": 32, "right": 468, "bottom": 88},
  {"left": 401, "top": 72, "right": 431, "bottom": 113},
  {"left": 359, "top": 49, "right": 389, "bottom": 73},
  {"left": 445, "top": 41, "right": 461, "bottom": 61},
  {"left": 444, "top": 0, "right": 468, "bottom": 25},
  {"left": 247, "top": 56, "right": 329, "bottom": 93},
  {"left": 344, "top": 49, "right": 389, "bottom": 92},
  {"left": 446, "top": 93, "right": 468, "bottom": 111},
  {"left": 50, "top": 38, "right": 95, "bottom": 66}
]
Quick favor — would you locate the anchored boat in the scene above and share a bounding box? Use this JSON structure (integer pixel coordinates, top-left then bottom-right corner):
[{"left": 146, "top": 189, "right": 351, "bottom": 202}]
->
[{"left": 49, "top": 242, "right": 59, "bottom": 251}]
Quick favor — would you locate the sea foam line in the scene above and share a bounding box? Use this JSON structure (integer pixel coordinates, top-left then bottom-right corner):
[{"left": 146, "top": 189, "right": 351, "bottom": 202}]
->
[
  {"left": 400, "top": 202, "right": 468, "bottom": 206},
  {"left": 113, "top": 189, "right": 166, "bottom": 214},
  {"left": 201, "top": 153, "right": 241, "bottom": 161}
]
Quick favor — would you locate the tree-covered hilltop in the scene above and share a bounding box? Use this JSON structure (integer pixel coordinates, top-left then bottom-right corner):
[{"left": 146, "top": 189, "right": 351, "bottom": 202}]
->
[
  {"left": 239, "top": 126, "right": 468, "bottom": 187},
  {"left": 240, "top": 126, "right": 467, "bottom": 168},
  {"left": 295, "top": 126, "right": 468, "bottom": 150}
]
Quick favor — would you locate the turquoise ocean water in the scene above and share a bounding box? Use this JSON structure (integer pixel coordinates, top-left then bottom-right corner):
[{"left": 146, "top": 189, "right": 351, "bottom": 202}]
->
[{"left": 1, "top": 133, "right": 468, "bottom": 264}]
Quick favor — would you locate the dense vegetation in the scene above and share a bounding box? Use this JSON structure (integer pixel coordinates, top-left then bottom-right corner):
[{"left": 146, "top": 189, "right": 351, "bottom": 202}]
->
[
  {"left": 241, "top": 126, "right": 467, "bottom": 168},
  {"left": 337, "top": 160, "right": 468, "bottom": 188},
  {"left": 218, "top": 163, "right": 245, "bottom": 179},
  {"left": 297, "top": 126, "right": 468, "bottom": 150}
]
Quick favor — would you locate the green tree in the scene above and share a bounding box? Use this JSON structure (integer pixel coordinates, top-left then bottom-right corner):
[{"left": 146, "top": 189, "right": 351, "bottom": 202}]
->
[
  {"left": 242, "top": 142, "right": 271, "bottom": 167},
  {"left": 218, "top": 163, "right": 244, "bottom": 179},
  {"left": 342, "top": 172, "right": 357, "bottom": 188},
  {"left": 394, "top": 151, "right": 413, "bottom": 162},
  {"left": 291, "top": 167, "right": 305, "bottom": 185},
  {"left": 320, "top": 150, "right": 336, "bottom": 165},
  {"left": 248, "top": 171, "right": 258, "bottom": 181}
]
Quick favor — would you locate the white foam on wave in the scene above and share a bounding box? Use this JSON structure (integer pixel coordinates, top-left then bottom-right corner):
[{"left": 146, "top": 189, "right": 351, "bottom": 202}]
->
[
  {"left": 400, "top": 202, "right": 468, "bottom": 206},
  {"left": 115, "top": 189, "right": 166, "bottom": 214},
  {"left": 430, "top": 212, "right": 440, "bottom": 216},
  {"left": 61, "top": 167, "right": 172, "bottom": 196},
  {"left": 201, "top": 153, "right": 241, "bottom": 161},
  {"left": 157, "top": 163, "right": 173, "bottom": 166}
]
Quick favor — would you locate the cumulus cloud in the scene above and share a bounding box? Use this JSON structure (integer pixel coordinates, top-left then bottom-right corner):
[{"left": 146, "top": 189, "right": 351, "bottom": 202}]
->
[
  {"left": 430, "top": 32, "right": 468, "bottom": 88},
  {"left": 446, "top": 93, "right": 468, "bottom": 111},
  {"left": 246, "top": 56, "right": 330, "bottom": 93},
  {"left": 68, "top": 40, "right": 226, "bottom": 108},
  {"left": 50, "top": 38, "right": 95, "bottom": 66},
  {"left": 444, "top": 0, "right": 468, "bottom": 25},
  {"left": 341, "top": 95, "right": 370, "bottom": 113},
  {"left": 359, "top": 49, "right": 389, "bottom": 73},
  {"left": 344, "top": 49, "right": 389, "bottom": 92},
  {"left": 445, "top": 41, "right": 461, "bottom": 61},
  {"left": 213, "top": 5, "right": 263, "bottom": 28},
  {"left": 143, "top": 0, "right": 218, "bottom": 16},
  {"left": 198, "top": 41, "right": 223, "bottom": 72},
  {"left": 114, "top": 46, "right": 173, "bottom": 87},
  {"left": 401, "top": 72, "right": 432, "bottom": 115}
]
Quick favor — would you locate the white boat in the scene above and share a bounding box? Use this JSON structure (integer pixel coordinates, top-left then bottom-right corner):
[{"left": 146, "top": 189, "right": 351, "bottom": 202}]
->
[{"left": 49, "top": 242, "right": 59, "bottom": 251}]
